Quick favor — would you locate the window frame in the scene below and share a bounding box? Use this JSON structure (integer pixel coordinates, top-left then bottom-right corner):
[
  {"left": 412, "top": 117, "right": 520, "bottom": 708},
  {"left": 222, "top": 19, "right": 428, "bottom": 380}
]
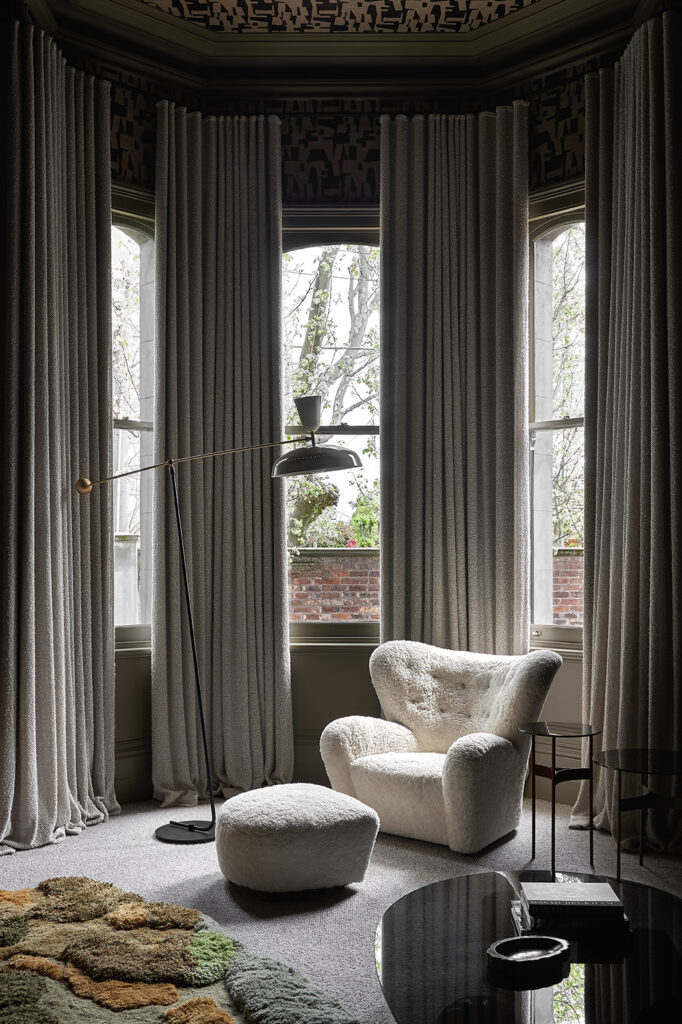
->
[
  {"left": 112, "top": 184, "right": 155, "bottom": 650},
  {"left": 528, "top": 182, "right": 586, "bottom": 651},
  {"left": 283, "top": 206, "right": 381, "bottom": 636}
]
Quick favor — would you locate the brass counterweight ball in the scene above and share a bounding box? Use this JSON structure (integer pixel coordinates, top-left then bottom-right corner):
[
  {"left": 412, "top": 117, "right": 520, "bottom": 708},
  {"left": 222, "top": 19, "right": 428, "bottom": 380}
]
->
[{"left": 75, "top": 478, "right": 93, "bottom": 494}]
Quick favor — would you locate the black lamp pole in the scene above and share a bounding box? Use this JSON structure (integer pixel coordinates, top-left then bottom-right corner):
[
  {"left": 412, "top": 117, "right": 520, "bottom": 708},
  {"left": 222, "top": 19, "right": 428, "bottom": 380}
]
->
[{"left": 75, "top": 396, "right": 361, "bottom": 844}]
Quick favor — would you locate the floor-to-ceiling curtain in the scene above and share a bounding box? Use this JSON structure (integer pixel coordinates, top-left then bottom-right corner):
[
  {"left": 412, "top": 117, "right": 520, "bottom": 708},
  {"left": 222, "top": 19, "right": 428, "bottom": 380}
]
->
[
  {"left": 153, "top": 104, "right": 293, "bottom": 805},
  {"left": 571, "top": 11, "right": 681, "bottom": 847},
  {"left": 380, "top": 106, "right": 529, "bottom": 654},
  {"left": 1, "top": 22, "right": 117, "bottom": 853}
]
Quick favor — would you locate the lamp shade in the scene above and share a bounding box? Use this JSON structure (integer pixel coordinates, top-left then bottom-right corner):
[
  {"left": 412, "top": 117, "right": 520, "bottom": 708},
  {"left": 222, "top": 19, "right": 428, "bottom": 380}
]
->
[{"left": 271, "top": 442, "right": 362, "bottom": 478}]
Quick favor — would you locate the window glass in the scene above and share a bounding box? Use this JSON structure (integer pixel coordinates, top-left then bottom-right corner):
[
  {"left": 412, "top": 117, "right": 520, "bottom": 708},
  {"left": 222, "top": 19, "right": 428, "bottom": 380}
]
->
[
  {"left": 532, "top": 223, "right": 585, "bottom": 627},
  {"left": 283, "top": 244, "right": 380, "bottom": 622},
  {"left": 112, "top": 226, "right": 153, "bottom": 626}
]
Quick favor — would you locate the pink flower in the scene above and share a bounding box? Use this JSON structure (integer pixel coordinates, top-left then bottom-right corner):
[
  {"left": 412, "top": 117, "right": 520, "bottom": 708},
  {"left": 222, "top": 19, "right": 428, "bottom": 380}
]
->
[{"left": 346, "top": 538, "right": 358, "bottom": 548}]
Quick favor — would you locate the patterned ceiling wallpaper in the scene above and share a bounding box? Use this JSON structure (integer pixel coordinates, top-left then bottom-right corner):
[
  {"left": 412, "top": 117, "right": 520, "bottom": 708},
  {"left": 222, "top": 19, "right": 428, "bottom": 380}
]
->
[{"left": 135, "top": 0, "right": 544, "bottom": 34}]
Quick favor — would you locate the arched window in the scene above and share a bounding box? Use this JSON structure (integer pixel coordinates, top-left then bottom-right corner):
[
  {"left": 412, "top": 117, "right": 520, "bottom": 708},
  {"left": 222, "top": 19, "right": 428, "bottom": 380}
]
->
[{"left": 282, "top": 220, "right": 380, "bottom": 625}]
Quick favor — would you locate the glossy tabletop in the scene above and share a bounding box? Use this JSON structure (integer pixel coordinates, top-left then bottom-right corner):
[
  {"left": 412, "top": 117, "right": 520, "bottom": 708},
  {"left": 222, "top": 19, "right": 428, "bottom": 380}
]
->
[
  {"left": 519, "top": 721, "right": 601, "bottom": 738},
  {"left": 376, "top": 870, "right": 681, "bottom": 1024},
  {"left": 594, "top": 748, "right": 682, "bottom": 775}
]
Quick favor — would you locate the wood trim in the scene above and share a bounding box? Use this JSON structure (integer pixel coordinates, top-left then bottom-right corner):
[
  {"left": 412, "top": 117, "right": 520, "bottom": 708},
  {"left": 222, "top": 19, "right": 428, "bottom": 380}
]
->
[
  {"left": 115, "top": 737, "right": 151, "bottom": 760},
  {"left": 23, "top": 0, "right": 58, "bottom": 32},
  {"left": 28, "top": 0, "right": 655, "bottom": 95},
  {"left": 49, "top": 0, "right": 638, "bottom": 64},
  {"left": 529, "top": 179, "right": 586, "bottom": 222},
  {"left": 112, "top": 182, "right": 155, "bottom": 230},
  {"left": 283, "top": 205, "right": 380, "bottom": 251}
]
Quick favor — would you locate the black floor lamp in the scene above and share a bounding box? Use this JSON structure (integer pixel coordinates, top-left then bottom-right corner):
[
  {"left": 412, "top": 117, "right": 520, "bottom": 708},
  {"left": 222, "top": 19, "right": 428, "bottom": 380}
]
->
[{"left": 75, "top": 396, "right": 361, "bottom": 844}]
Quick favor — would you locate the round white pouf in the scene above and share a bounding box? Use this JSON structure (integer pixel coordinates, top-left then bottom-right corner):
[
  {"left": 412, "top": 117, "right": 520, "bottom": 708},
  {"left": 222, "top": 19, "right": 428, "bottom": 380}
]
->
[{"left": 216, "top": 783, "right": 380, "bottom": 892}]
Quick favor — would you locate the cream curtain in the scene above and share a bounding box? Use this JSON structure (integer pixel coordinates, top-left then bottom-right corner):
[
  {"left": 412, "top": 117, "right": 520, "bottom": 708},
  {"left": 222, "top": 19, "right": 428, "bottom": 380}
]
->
[
  {"left": 1, "top": 22, "right": 117, "bottom": 853},
  {"left": 572, "top": 11, "right": 682, "bottom": 847},
  {"left": 153, "top": 104, "right": 293, "bottom": 805},
  {"left": 380, "top": 106, "right": 530, "bottom": 654}
]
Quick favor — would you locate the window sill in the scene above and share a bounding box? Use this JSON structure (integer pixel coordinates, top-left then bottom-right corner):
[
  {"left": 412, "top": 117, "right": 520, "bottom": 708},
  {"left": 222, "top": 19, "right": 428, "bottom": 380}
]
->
[
  {"left": 115, "top": 624, "right": 151, "bottom": 653},
  {"left": 289, "top": 621, "right": 380, "bottom": 646},
  {"left": 530, "top": 624, "right": 583, "bottom": 661}
]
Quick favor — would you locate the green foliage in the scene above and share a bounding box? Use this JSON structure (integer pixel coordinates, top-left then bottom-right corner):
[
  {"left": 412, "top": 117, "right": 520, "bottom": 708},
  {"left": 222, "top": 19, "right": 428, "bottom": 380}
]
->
[
  {"left": 553, "top": 962, "right": 585, "bottom": 1021},
  {"left": 304, "top": 509, "right": 355, "bottom": 548},
  {"left": 286, "top": 475, "right": 340, "bottom": 547},
  {"left": 350, "top": 481, "right": 380, "bottom": 547},
  {"left": 188, "top": 930, "right": 243, "bottom": 985}
]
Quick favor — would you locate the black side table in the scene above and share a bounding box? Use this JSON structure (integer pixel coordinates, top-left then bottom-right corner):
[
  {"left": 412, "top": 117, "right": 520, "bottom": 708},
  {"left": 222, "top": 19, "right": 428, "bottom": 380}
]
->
[
  {"left": 519, "top": 721, "right": 600, "bottom": 878},
  {"left": 593, "top": 747, "right": 682, "bottom": 880}
]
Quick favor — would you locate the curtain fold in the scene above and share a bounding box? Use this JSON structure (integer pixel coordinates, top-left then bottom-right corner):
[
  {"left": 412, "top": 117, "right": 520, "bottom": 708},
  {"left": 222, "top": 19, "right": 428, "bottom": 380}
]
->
[
  {"left": 571, "top": 10, "right": 682, "bottom": 848},
  {"left": 380, "top": 105, "right": 529, "bottom": 654},
  {"left": 153, "top": 104, "right": 293, "bottom": 806},
  {"left": 1, "top": 22, "right": 117, "bottom": 854}
]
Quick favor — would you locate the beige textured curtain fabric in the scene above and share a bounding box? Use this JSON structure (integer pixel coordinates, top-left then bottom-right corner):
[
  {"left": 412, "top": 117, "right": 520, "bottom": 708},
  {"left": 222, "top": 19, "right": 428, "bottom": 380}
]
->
[
  {"left": 572, "top": 11, "right": 682, "bottom": 847},
  {"left": 380, "top": 106, "right": 529, "bottom": 654},
  {"left": 1, "top": 23, "right": 117, "bottom": 853},
  {"left": 153, "top": 104, "right": 293, "bottom": 806}
]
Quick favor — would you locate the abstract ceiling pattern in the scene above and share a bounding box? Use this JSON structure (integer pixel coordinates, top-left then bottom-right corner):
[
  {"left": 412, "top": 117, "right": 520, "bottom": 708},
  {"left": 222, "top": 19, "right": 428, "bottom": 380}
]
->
[{"left": 136, "top": 1, "right": 544, "bottom": 34}]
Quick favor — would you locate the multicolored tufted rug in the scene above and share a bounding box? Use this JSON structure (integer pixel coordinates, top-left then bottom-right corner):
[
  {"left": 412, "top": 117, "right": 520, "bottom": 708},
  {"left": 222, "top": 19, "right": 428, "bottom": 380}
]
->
[{"left": 0, "top": 877, "right": 356, "bottom": 1024}]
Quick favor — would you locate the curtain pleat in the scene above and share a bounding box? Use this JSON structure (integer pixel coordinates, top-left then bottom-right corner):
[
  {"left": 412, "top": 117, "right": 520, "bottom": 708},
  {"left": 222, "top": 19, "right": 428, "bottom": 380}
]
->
[
  {"left": 380, "top": 105, "right": 529, "bottom": 654},
  {"left": 1, "top": 22, "right": 117, "bottom": 854},
  {"left": 153, "top": 104, "right": 292, "bottom": 806},
  {"left": 572, "top": 11, "right": 682, "bottom": 848}
]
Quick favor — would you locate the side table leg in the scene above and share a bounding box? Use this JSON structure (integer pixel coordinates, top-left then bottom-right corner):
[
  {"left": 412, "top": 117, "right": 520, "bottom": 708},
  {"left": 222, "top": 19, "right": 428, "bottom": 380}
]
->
[
  {"left": 531, "top": 735, "right": 536, "bottom": 860},
  {"left": 617, "top": 769, "right": 622, "bottom": 881},
  {"left": 589, "top": 733, "right": 594, "bottom": 866},
  {"left": 551, "top": 736, "right": 556, "bottom": 879},
  {"left": 640, "top": 772, "right": 646, "bottom": 867}
]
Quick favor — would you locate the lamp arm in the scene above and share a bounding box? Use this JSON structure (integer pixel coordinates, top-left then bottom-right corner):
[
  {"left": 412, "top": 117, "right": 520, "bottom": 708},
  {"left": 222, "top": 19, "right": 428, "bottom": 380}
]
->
[{"left": 75, "top": 435, "right": 309, "bottom": 493}]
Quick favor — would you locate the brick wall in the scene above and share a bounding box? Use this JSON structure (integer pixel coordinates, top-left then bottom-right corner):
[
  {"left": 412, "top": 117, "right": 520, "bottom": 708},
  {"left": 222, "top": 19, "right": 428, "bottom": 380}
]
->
[
  {"left": 289, "top": 548, "right": 584, "bottom": 625},
  {"left": 289, "top": 549, "right": 380, "bottom": 622},
  {"left": 553, "top": 550, "right": 584, "bottom": 626}
]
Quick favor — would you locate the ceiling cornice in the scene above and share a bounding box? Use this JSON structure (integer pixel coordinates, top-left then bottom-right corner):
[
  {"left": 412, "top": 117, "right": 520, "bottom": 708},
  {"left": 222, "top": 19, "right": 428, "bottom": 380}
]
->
[{"left": 26, "top": 0, "right": 667, "bottom": 95}]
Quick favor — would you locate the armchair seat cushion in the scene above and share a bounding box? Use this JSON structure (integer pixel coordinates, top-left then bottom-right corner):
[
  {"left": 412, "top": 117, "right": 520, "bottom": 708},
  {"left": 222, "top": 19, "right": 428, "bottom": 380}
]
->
[{"left": 350, "top": 752, "right": 447, "bottom": 846}]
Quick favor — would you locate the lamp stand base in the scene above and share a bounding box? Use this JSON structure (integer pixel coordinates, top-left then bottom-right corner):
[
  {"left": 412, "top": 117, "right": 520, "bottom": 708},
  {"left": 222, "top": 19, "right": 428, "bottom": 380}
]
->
[{"left": 155, "top": 820, "right": 216, "bottom": 844}]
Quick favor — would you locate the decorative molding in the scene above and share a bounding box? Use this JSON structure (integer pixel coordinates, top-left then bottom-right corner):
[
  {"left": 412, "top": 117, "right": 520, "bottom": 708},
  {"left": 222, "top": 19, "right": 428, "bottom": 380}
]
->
[
  {"left": 112, "top": 181, "right": 155, "bottom": 226},
  {"left": 531, "top": 640, "right": 583, "bottom": 663},
  {"left": 23, "top": 0, "right": 58, "bottom": 32},
  {"left": 294, "top": 729, "right": 324, "bottom": 747},
  {"left": 114, "top": 645, "right": 152, "bottom": 660},
  {"left": 31, "top": 0, "right": 645, "bottom": 81},
  {"left": 115, "top": 737, "right": 152, "bottom": 761},
  {"left": 291, "top": 642, "right": 379, "bottom": 652}
]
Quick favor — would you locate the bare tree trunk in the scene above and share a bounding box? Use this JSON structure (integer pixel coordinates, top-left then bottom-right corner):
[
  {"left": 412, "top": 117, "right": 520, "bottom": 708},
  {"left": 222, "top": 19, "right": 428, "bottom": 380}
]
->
[{"left": 298, "top": 245, "right": 340, "bottom": 392}]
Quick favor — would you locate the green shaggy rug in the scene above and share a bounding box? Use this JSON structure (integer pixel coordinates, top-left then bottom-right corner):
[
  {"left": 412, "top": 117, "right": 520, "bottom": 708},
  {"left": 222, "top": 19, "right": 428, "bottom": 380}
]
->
[{"left": 0, "top": 877, "right": 356, "bottom": 1024}]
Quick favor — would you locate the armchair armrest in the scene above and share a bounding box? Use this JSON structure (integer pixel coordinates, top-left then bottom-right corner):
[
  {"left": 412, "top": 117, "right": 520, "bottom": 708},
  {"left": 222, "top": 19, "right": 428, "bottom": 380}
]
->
[
  {"left": 442, "top": 732, "right": 526, "bottom": 854},
  {"left": 320, "top": 716, "right": 419, "bottom": 797}
]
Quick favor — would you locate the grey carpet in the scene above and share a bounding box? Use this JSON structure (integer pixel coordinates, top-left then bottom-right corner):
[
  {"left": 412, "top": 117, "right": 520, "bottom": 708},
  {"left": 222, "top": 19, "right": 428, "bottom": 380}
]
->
[{"left": 2, "top": 799, "right": 681, "bottom": 1024}]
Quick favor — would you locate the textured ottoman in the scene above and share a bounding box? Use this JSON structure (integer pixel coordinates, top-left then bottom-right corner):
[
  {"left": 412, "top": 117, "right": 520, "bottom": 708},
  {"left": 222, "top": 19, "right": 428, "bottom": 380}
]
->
[{"left": 216, "top": 783, "right": 379, "bottom": 892}]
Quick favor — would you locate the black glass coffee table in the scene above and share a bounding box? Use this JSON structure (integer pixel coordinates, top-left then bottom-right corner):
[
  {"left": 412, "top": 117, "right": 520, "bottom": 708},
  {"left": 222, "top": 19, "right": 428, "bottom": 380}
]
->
[
  {"left": 376, "top": 870, "right": 682, "bottom": 1024},
  {"left": 594, "top": 747, "right": 682, "bottom": 879}
]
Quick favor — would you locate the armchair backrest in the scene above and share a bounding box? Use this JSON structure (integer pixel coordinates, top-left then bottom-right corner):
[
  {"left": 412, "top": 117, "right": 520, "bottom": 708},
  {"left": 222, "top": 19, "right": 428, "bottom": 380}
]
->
[{"left": 369, "top": 641, "right": 562, "bottom": 755}]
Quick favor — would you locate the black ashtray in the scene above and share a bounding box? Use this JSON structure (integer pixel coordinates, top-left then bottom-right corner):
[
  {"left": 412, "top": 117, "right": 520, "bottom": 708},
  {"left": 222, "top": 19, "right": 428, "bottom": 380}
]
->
[{"left": 487, "top": 935, "right": 570, "bottom": 990}]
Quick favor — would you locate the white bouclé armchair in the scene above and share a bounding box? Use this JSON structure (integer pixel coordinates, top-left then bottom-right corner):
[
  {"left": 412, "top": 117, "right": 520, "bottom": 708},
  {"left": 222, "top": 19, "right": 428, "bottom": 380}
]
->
[{"left": 320, "top": 640, "right": 562, "bottom": 854}]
